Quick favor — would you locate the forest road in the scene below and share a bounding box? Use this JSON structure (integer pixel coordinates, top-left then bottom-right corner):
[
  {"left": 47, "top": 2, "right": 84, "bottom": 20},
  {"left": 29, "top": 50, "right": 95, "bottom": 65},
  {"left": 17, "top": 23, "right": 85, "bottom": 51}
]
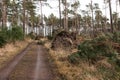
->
[{"left": 0, "top": 43, "right": 54, "bottom": 80}]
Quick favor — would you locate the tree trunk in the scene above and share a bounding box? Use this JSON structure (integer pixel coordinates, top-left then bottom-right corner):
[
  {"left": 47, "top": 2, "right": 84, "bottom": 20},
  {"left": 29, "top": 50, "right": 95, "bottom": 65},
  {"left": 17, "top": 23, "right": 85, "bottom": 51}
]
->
[
  {"left": 91, "top": 0, "right": 94, "bottom": 35},
  {"left": 51, "top": 25, "right": 53, "bottom": 36},
  {"left": 40, "top": 1, "right": 43, "bottom": 26},
  {"left": 116, "top": 0, "right": 118, "bottom": 30},
  {"left": 59, "top": 0, "right": 62, "bottom": 28},
  {"left": 23, "top": 0, "right": 26, "bottom": 35},
  {"left": 64, "top": 0, "right": 68, "bottom": 31},
  {"left": 104, "top": 1, "right": 107, "bottom": 32},
  {"left": 2, "top": 1, "right": 7, "bottom": 27},
  {"left": 119, "top": 0, "right": 120, "bottom": 6},
  {"left": 109, "top": 0, "right": 114, "bottom": 33}
]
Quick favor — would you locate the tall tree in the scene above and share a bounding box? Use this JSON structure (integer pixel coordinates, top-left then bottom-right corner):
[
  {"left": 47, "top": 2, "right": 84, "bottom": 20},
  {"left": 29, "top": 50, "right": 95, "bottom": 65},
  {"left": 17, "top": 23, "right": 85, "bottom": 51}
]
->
[
  {"left": 95, "top": 10, "right": 102, "bottom": 30},
  {"left": 23, "top": 0, "right": 26, "bottom": 34},
  {"left": 91, "top": 0, "right": 94, "bottom": 32},
  {"left": 103, "top": 0, "right": 108, "bottom": 29},
  {"left": 119, "top": 0, "right": 120, "bottom": 6},
  {"left": 81, "top": 10, "right": 91, "bottom": 34},
  {"left": 26, "top": 0, "right": 36, "bottom": 32},
  {"left": 58, "top": 0, "right": 62, "bottom": 28},
  {"left": 62, "top": 0, "right": 68, "bottom": 31},
  {"left": 71, "top": 0, "right": 80, "bottom": 33},
  {"left": 94, "top": 3, "right": 102, "bottom": 31},
  {"left": 0, "top": 2, "right": 2, "bottom": 26},
  {"left": 8, "top": 0, "right": 21, "bottom": 26},
  {"left": 112, "top": 12, "right": 118, "bottom": 30},
  {"left": 108, "top": 0, "right": 114, "bottom": 32},
  {"left": 47, "top": 13, "right": 59, "bottom": 36},
  {"left": 1, "top": 0, "right": 8, "bottom": 27},
  {"left": 86, "top": 1, "right": 96, "bottom": 34},
  {"left": 95, "top": 10, "right": 102, "bottom": 29}
]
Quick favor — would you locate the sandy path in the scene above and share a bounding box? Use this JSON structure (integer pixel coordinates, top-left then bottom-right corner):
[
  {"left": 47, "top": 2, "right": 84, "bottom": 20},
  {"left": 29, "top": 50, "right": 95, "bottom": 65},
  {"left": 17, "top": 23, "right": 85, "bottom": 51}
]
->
[
  {"left": 0, "top": 43, "right": 31, "bottom": 80},
  {"left": 33, "top": 45, "right": 54, "bottom": 80},
  {"left": 0, "top": 43, "right": 54, "bottom": 80}
]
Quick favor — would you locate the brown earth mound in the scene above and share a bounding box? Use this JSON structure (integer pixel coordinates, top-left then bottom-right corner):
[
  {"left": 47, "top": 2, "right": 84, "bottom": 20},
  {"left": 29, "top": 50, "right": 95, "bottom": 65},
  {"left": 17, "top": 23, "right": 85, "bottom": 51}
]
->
[{"left": 51, "top": 31, "right": 76, "bottom": 50}]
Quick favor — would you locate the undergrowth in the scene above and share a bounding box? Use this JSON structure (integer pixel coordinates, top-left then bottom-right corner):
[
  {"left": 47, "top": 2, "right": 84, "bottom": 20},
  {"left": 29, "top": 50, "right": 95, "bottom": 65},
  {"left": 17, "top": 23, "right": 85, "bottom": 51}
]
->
[
  {"left": 68, "top": 32, "right": 120, "bottom": 79},
  {"left": 0, "top": 26, "right": 24, "bottom": 47}
]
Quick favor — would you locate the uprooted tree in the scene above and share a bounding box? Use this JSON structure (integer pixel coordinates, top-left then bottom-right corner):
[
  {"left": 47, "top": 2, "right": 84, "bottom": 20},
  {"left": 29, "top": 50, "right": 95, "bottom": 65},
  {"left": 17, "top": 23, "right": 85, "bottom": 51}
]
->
[{"left": 51, "top": 31, "right": 77, "bottom": 50}]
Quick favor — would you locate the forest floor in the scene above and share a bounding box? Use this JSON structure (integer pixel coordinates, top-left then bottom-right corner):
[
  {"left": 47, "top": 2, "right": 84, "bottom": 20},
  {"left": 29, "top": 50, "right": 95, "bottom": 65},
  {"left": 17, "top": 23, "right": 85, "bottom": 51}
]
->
[
  {"left": 44, "top": 37, "right": 120, "bottom": 80},
  {"left": 0, "top": 36, "right": 119, "bottom": 80},
  {"left": 0, "top": 39, "right": 31, "bottom": 71},
  {"left": 0, "top": 41, "right": 54, "bottom": 80}
]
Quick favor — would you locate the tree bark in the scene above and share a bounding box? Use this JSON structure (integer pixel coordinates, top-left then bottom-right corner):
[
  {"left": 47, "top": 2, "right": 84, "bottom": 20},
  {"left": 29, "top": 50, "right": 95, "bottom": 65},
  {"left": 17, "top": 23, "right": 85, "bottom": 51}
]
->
[
  {"left": 64, "top": 0, "right": 68, "bottom": 31},
  {"left": 91, "top": 0, "right": 94, "bottom": 35},
  {"left": 2, "top": 1, "right": 7, "bottom": 27},
  {"left": 109, "top": 0, "right": 114, "bottom": 33},
  {"left": 23, "top": 0, "right": 26, "bottom": 35},
  {"left": 59, "top": 0, "right": 62, "bottom": 28}
]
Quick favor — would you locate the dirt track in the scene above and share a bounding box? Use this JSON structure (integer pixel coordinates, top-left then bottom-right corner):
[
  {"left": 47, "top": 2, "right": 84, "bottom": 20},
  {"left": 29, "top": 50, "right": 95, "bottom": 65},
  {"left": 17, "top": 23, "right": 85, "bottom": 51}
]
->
[{"left": 0, "top": 43, "right": 54, "bottom": 80}]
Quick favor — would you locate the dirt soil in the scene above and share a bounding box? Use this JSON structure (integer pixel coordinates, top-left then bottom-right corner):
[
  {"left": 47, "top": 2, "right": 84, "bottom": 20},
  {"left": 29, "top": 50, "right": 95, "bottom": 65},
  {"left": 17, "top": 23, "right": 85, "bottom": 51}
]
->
[{"left": 0, "top": 43, "right": 54, "bottom": 80}]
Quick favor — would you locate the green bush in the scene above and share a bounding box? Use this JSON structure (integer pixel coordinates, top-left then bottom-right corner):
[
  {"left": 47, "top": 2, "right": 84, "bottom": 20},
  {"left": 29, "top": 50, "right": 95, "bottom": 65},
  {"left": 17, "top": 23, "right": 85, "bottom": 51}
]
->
[
  {"left": 11, "top": 26, "right": 24, "bottom": 42},
  {"left": 77, "top": 39, "right": 113, "bottom": 62},
  {"left": 68, "top": 52, "right": 80, "bottom": 64},
  {"left": 68, "top": 35, "right": 117, "bottom": 64},
  {"left": 0, "top": 36, "right": 6, "bottom": 47},
  {"left": 0, "top": 26, "right": 24, "bottom": 47},
  {"left": 0, "top": 28, "right": 8, "bottom": 39},
  {"left": 105, "top": 32, "right": 120, "bottom": 43},
  {"left": 112, "top": 32, "right": 120, "bottom": 43},
  {"left": 0, "top": 28, "right": 8, "bottom": 47},
  {"left": 116, "top": 59, "right": 120, "bottom": 67}
]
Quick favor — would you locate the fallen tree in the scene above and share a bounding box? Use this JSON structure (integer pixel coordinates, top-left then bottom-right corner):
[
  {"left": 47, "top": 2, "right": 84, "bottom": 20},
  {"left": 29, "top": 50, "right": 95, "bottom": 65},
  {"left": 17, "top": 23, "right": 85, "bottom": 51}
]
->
[{"left": 51, "top": 31, "right": 76, "bottom": 50}]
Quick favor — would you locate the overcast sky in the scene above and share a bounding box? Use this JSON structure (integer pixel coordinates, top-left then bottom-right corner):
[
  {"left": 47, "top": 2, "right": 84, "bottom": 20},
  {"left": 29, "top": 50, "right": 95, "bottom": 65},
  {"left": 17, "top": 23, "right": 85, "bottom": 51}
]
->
[{"left": 36, "top": 0, "right": 120, "bottom": 18}]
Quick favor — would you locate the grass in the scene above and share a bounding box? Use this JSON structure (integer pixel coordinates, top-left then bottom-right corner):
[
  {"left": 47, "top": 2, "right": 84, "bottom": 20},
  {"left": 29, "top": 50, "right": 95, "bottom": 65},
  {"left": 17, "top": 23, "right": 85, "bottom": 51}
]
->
[
  {"left": 45, "top": 41, "right": 84, "bottom": 80},
  {"left": 44, "top": 38, "right": 120, "bottom": 80},
  {"left": 0, "top": 40, "right": 31, "bottom": 70}
]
